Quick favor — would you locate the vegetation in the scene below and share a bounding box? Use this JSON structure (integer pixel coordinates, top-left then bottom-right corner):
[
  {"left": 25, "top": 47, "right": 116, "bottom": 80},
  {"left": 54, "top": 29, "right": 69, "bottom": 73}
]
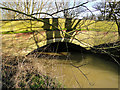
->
[
  {"left": 93, "top": 1, "right": 120, "bottom": 40},
  {"left": 0, "top": 19, "right": 118, "bottom": 34},
  {"left": 2, "top": 53, "right": 62, "bottom": 88},
  {"left": 0, "top": 0, "right": 120, "bottom": 89}
]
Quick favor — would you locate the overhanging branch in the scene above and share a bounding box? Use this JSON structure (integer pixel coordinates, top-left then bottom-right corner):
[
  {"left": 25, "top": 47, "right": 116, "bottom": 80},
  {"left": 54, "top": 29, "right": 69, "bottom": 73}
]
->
[
  {"left": 0, "top": 6, "right": 58, "bottom": 30},
  {"left": 51, "top": 2, "right": 89, "bottom": 15}
]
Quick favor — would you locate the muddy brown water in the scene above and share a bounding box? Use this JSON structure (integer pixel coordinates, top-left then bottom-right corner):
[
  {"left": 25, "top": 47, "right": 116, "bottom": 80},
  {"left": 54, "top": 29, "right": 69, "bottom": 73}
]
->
[{"left": 37, "top": 52, "right": 119, "bottom": 88}]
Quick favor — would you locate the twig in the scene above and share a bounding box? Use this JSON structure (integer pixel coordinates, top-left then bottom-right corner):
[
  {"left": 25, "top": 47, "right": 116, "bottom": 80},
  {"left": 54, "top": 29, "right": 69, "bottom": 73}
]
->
[
  {"left": 70, "top": 63, "right": 94, "bottom": 86},
  {"left": 71, "top": 66, "right": 81, "bottom": 88},
  {"left": 31, "top": 12, "right": 54, "bottom": 18},
  {"left": 0, "top": 7, "right": 59, "bottom": 30},
  {"left": 51, "top": 2, "right": 89, "bottom": 15}
]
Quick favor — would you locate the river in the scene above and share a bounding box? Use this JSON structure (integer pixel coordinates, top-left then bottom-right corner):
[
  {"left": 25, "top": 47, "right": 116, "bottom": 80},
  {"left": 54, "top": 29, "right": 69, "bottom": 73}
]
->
[{"left": 38, "top": 51, "right": 119, "bottom": 88}]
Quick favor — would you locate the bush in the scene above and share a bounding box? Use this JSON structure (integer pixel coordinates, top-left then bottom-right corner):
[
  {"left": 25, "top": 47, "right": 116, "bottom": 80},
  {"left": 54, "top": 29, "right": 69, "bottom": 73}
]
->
[{"left": 2, "top": 54, "right": 62, "bottom": 89}]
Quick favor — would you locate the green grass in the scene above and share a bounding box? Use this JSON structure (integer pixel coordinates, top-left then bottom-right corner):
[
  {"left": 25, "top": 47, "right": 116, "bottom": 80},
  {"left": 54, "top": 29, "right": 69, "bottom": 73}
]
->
[
  {"left": 1, "top": 28, "right": 105, "bottom": 34},
  {"left": 29, "top": 75, "right": 62, "bottom": 88},
  {"left": 2, "top": 30, "right": 34, "bottom": 34},
  {"left": 0, "top": 19, "right": 118, "bottom": 34}
]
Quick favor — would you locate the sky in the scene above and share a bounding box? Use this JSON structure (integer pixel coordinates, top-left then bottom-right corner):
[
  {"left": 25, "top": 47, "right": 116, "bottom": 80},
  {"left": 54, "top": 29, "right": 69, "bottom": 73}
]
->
[
  {"left": 0, "top": 0, "right": 119, "bottom": 19},
  {"left": 52, "top": 0, "right": 104, "bottom": 18},
  {"left": 0, "top": 0, "right": 104, "bottom": 19}
]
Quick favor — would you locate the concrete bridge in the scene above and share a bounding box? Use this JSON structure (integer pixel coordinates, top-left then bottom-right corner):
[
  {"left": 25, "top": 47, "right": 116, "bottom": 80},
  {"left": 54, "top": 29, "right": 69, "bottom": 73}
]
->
[{"left": 23, "top": 18, "right": 95, "bottom": 55}]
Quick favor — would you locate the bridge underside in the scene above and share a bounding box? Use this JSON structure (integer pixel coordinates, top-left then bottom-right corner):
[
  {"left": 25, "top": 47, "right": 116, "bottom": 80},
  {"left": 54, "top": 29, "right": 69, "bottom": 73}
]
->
[
  {"left": 27, "top": 41, "right": 88, "bottom": 56},
  {"left": 26, "top": 37, "right": 92, "bottom": 56},
  {"left": 19, "top": 30, "right": 118, "bottom": 55}
]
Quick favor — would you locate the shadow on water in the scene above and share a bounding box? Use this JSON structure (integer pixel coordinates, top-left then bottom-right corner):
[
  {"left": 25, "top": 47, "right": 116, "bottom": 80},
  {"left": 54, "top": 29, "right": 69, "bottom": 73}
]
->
[
  {"left": 27, "top": 42, "right": 119, "bottom": 88},
  {"left": 27, "top": 42, "right": 119, "bottom": 71},
  {"left": 27, "top": 42, "right": 88, "bottom": 61},
  {"left": 27, "top": 42, "right": 119, "bottom": 66}
]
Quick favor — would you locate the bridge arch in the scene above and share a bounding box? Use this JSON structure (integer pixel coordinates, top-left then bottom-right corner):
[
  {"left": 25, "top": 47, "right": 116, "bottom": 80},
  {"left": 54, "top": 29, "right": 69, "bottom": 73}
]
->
[
  {"left": 21, "top": 18, "right": 93, "bottom": 55},
  {"left": 38, "top": 37, "right": 91, "bottom": 49},
  {"left": 27, "top": 36, "right": 92, "bottom": 56}
]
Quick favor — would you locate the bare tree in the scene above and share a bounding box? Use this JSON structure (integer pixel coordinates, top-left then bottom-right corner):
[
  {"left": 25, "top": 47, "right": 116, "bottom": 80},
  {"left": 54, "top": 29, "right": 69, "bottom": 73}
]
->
[
  {"left": 0, "top": 1, "right": 95, "bottom": 88},
  {"left": 108, "top": 1, "right": 120, "bottom": 41},
  {"left": 0, "top": 0, "right": 52, "bottom": 19},
  {"left": 93, "top": 2, "right": 110, "bottom": 20},
  {"left": 93, "top": 1, "right": 120, "bottom": 41},
  {"left": 53, "top": 0, "right": 86, "bottom": 18},
  {"left": 1, "top": 1, "right": 120, "bottom": 89}
]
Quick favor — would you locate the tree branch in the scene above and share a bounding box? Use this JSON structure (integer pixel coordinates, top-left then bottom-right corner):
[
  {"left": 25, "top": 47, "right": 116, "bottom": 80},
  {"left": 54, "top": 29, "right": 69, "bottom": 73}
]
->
[
  {"left": 0, "top": 6, "right": 58, "bottom": 30},
  {"left": 51, "top": 2, "right": 89, "bottom": 16},
  {"left": 31, "top": 12, "right": 54, "bottom": 18},
  {"left": 70, "top": 63, "right": 94, "bottom": 86}
]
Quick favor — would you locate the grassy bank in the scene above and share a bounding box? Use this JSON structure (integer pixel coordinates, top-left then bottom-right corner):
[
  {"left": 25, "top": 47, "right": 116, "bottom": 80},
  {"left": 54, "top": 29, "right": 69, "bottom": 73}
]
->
[
  {"left": 2, "top": 53, "right": 62, "bottom": 88},
  {"left": 2, "top": 33, "right": 63, "bottom": 88},
  {"left": 0, "top": 19, "right": 118, "bottom": 33}
]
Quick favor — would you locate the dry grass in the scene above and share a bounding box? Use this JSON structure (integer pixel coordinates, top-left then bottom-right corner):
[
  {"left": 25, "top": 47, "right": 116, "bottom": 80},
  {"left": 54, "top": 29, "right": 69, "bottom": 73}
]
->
[
  {"left": 2, "top": 33, "right": 63, "bottom": 88},
  {"left": 2, "top": 53, "right": 62, "bottom": 88},
  {"left": 2, "top": 32, "right": 63, "bottom": 88}
]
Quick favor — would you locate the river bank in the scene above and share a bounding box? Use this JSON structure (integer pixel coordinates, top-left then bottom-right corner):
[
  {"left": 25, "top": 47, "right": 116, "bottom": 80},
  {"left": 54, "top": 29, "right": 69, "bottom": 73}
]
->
[{"left": 2, "top": 53, "right": 62, "bottom": 88}]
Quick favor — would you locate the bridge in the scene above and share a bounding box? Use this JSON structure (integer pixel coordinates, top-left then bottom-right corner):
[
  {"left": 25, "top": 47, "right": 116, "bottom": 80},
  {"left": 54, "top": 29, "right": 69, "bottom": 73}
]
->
[
  {"left": 20, "top": 18, "right": 94, "bottom": 55},
  {"left": 1, "top": 18, "right": 118, "bottom": 56}
]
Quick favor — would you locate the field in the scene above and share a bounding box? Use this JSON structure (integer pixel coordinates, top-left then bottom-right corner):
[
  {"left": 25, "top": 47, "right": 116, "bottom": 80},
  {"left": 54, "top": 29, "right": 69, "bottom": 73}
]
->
[
  {"left": 0, "top": 19, "right": 118, "bottom": 34},
  {"left": 1, "top": 19, "right": 119, "bottom": 55}
]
